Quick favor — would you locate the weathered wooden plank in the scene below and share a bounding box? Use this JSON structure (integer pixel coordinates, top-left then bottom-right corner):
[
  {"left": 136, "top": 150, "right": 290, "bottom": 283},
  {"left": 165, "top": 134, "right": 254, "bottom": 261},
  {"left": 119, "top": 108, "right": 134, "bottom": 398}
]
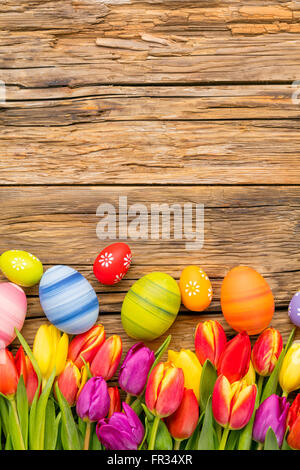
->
[
  {"left": 3, "top": 85, "right": 300, "bottom": 125},
  {"left": 2, "top": 121, "right": 300, "bottom": 184}
]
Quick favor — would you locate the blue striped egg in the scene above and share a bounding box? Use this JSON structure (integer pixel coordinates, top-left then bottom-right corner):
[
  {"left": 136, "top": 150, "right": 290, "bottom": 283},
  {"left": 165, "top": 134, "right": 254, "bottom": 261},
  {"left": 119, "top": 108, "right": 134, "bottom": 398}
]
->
[{"left": 39, "top": 265, "right": 99, "bottom": 334}]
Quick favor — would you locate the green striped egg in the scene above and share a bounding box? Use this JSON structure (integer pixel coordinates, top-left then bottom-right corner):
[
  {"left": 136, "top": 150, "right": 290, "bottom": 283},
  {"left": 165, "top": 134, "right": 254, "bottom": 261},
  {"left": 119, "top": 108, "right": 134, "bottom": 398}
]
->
[{"left": 121, "top": 272, "right": 181, "bottom": 341}]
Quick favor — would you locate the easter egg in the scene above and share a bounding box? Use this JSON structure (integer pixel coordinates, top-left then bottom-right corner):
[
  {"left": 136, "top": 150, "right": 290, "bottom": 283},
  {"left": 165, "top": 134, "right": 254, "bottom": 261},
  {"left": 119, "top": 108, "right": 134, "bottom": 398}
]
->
[
  {"left": 39, "top": 265, "right": 99, "bottom": 335},
  {"left": 121, "top": 272, "right": 181, "bottom": 341},
  {"left": 0, "top": 250, "right": 43, "bottom": 287},
  {"left": 179, "top": 266, "right": 212, "bottom": 312},
  {"left": 0, "top": 282, "right": 27, "bottom": 348},
  {"left": 93, "top": 243, "right": 132, "bottom": 285},
  {"left": 288, "top": 292, "right": 300, "bottom": 327},
  {"left": 221, "top": 266, "right": 274, "bottom": 335}
]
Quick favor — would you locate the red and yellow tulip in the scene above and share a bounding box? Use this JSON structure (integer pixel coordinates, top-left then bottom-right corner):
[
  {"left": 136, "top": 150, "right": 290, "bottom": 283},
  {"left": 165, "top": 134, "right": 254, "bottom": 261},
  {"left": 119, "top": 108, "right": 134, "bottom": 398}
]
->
[
  {"left": 107, "top": 386, "right": 121, "bottom": 418},
  {"left": 68, "top": 324, "right": 105, "bottom": 369},
  {"left": 287, "top": 394, "right": 300, "bottom": 450},
  {"left": 90, "top": 335, "right": 122, "bottom": 380},
  {"left": 251, "top": 327, "right": 283, "bottom": 376},
  {"left": 56, "top": 360, "right": 84, "bottom": 407},
  {"left": 195, "top": 320, "right": 227, "bottom": 367}
]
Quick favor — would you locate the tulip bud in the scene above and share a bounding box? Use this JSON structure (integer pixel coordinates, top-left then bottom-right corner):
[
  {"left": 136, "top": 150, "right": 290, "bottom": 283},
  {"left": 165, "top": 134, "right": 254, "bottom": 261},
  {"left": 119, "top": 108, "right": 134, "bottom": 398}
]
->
[
  {"left": 0, "top": 348, "right": 18, "bottom": 397},
  {"left": 217, "top": 331, "right": 251, "bottom": 383},
  {"left": 252, "top": 394, "right": 289, "bottom": 447},
  {"left": 33, "top": 325, "right": 68, "bottom": 381},
  {"left": 24, "top": 356, "right": 39, "bottom": 405},
  {"left": 15, "top": 346, "right": 27, "bottom": 385},
  {"left": 56, "top": 360, "right": 81, "bottom": 407},
  {"left": 287, "top": 394, "right": 300, "bottom": 450},
  {"left": 165, "top": 388, "right": 199, "bottom": 441},
  {"left": 195, "top": 320, "right": 227, "bottom": 367},
  {"left": 90, "top": 335, "right": 122, "bottom": 380},
  {"left": 252, "top": 328, "right": 283, "bottom": 376},
  {"left": 279, "top": 341, "right": 300, "bottom": 395},
  {"left": 212, "top": 375, "right": 256, "bottom": 430},
  {"left": 119, "top": 342, "right": 155, "bottom": 396},
  {"left": 108, "top": 387, "right": 121, "bottom": 418},
  {"left": 76, "top": 376, "right": 110, "bottom": 422},
  {"left": 145, "top": 361, "right": 184, "bottom": 418},
  {"left": 96, "top": 403, "right": 144, "bottom": 450},
  {"left": 68, "top": 324, "right": 105, "bottom": 369},
  {"left": 167, "top": 349, "right": 202, "bottom": 402}
]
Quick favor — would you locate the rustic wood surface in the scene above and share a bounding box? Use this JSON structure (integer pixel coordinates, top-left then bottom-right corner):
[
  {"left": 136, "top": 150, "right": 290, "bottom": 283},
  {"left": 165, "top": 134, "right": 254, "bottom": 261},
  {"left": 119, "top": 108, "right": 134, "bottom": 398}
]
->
[{"left": 1, "top": 0, "right": 300, "bottom": 355}]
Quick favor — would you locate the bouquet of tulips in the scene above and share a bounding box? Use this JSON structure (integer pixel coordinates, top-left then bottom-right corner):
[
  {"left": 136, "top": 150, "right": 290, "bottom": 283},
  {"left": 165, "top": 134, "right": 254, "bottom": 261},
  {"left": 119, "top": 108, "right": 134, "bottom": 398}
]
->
[{"left": 1, "top": 320, "right": 300, "bottom": 451}]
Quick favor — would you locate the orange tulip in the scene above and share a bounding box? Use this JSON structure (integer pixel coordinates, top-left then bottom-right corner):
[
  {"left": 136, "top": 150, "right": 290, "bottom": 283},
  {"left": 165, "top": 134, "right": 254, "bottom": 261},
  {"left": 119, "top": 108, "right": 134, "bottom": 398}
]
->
[
  {"left": 0, "top": 348, "right": 19, "bottom": 397},
  {"left": 107, "top": 386, "right": 121, "bottom": 418},
  {"left": 145, "top": 361, "right": 184, "bottom": 418},
  {"left": 212, "top": 375, "right": 256, "bottom": 430},
  {"left": 68, "top": 324, "right": 105, "bottom": 369},
  {"left": 195, "top": 320, "right": 227, "bottom": 367},
  {"left": 251, "top": 327, "right": 283, "bottom": 376},
  {"left": 165, "top": 388, "right": 199, "bottom": 441},
  {"left": 90, "top": 335, "right": 122, "bottom": 380}
]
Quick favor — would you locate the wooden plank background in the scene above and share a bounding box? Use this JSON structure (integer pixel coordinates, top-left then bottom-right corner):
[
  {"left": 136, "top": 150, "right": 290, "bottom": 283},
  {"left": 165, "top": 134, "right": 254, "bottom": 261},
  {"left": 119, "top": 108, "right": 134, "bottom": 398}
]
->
[{"left": 1, "top": 0, "right": 300, "bottom": 361}]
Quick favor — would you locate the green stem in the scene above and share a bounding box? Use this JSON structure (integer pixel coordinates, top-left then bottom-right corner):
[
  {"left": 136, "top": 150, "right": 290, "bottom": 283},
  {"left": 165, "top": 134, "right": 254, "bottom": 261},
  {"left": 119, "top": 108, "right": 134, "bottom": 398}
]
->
[
  {"left": 125, "top": 393, "right": 132, "bottom": 405},
  {"left": 174, "top": 439, "right": 181, "bottom": 450},
  {"left": 148, "top": 416, "right": 160, "bottom": 450},
  {"left": 257, "top": 375, "right": 264, "bottom": 403},
  {"left": 282, "top": 391, "right": 289, "bottom": 399},
  {"left": 10, "top": 397, "right": 25, "bottom": 450},
  {"left": 219, "top": 427, "right": 230, "bottom": 451},
  {"left": 83, "top": 422, "right": 91, "bottom": 450}
]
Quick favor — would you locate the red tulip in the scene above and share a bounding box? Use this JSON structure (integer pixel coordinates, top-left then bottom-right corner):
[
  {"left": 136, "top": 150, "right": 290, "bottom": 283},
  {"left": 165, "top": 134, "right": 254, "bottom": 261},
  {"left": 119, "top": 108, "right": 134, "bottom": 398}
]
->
[
  {"left": 68, "top": 324, "right": 105, "bottom": 369},
  {"left": 251, "top": 327, "right": 283, "bottom": 376},
  {"left": 195, "top": 320, "right": 227, "bottom": 367},
  {"left": 287, "top": 394, "right": 300, "bottom": 450},
  {"left": 217, "top": 331, "right": 251, "bottom": 383},
  {"left": 15, "top": 346, "right": 27, "bottom": 385},
  {"left": 24, "top": 356, "right": 39, "bottom": 405},
  {"left": 145, "top": 361, "right": 184, "bottom": 418},
  {"left": 56, "top": 360, "right": 82, "bottom": 406},
  {"left": 165, "top": 388, "right": 199, "bottom": 440},
  {"left": 90, "top": 335, "right": 122, "bottom": 380},
  {"left": 212, "top": 375, "right": 256, "bottom": 430},
  {"left": 0, "top": 348, "right": 19, "bottom": 397},
  {"left": 107, "top": 387, "right": 121, "bottom": 418}
]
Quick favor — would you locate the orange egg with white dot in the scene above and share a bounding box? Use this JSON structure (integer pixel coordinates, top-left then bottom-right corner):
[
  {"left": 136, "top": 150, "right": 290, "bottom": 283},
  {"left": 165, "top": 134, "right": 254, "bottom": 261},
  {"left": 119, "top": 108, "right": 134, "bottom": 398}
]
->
[{"left": 179, "top": 266, "right": 213, "bottom": 312}]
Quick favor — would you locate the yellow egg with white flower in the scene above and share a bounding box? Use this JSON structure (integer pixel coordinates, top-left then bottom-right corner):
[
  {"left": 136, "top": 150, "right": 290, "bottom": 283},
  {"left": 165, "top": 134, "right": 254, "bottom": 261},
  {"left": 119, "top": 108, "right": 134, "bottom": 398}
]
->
[{"left": 179, "top": 266, "right": 212, "bottom": 312}]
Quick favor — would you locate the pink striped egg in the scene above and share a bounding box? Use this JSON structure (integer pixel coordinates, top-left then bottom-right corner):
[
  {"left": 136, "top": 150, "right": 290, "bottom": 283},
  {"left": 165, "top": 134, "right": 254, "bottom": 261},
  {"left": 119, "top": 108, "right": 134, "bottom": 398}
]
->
[{"left": 0, "top": 283, "right": 27, "bottom": 348}]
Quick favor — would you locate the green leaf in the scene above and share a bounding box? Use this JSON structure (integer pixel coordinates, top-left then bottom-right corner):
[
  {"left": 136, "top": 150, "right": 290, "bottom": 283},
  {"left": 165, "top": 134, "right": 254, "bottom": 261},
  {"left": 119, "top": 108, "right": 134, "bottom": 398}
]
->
[
  {"left": 5, "top": 434, "right": 12, "bottom": 450},
  {"left": 44, "top": 399, "right": 59, "bottom": 450},
  {"left": 197, "top": 396, "right": 215, "bottom": 450},
  {"left": 185, "top": 412, "right": 204, "bottom": 450},
  {"left": 261, "top": 328, "right": 296, "bottom": 403},
  {"left": 139, "top": 417, "right": 149, "bottom": 450},
  {"left": 33, "top": 369, "right": 56, "bottom": 450},
  {"left": 150, "top": 335, "right": 171, "bottom": 373},
  {"left": 147, "top": 418, "right": 173, "bottom": 450},
  {"left": 281, "top": 427, "right": 291, "bottom": 450},
  {"left": 29, "top": 390, "right": 38, "bottom": 449},
  {"left": 14, "top": 328, "right": 42, "bottom": 384},
  {"left": 80, "top": 357, "right": 92, "bottom": 380},
  {"left": 199, "top": 359, "right": 217, "bottom": 412},
  {"left": 90, "top": 423, "right": 102, "bottom": 450},
  {"left": 141, "top": 403, "right": 155, "bottom": 422},
  {"left": 226, "top": 430, "right": 240, "bottom": 450},
  {"left": 264, "top": 427, "right": 279, "bottom": 450},
  {"left": 7, "top": 399, "right": 26, "bottom": 450},
  {"left": 0, "top": 397, "right": 9, "bottom": 437},
  {"left": 55, "top": 383, "right": 81, "bottom": 450},
  {"left": 16, "top": 376, "right": 28, "bottom": 448},
  {"left": 237, "top": 388, "right": 260, "bottom": 450}
]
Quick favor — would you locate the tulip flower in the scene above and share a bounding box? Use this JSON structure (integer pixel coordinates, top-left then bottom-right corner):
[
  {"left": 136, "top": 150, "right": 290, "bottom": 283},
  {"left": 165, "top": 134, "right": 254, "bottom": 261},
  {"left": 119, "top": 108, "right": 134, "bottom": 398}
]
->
[
  {"left": 145, "top": 361, "right": 184, "bottom": 450},
  {"left": 195, "top": 320, "right": 227, "bottom": 367},
  {"left": 165, "top": 388, "right": 199, "bottom": 449},
  {"left": 287, "top": 394, "right": 300, "bottom": 450},
  {"left": 217, "top": 331, "right": 251, "bottom": 383},
  {"left": 33, "top": 324, "right": 68, "bottom": 384},
  {"left": 119, "top": 342, "right": 155, "bottom": 397},
  {"left": 0, "top": 348, "right": 19, "bottom": 397},
  {"left": 108, "top": 387, "right": 121, "bottom": 418},
  {"left": 24, "top": 356, "right": 39, "bottom": 405},
  {"left": 68, "top": 324, "right": 105, "bottom": 369},
  {"left": 212, "top": 375, "right": 256, "bottom": 449},
  {"left": 252, "top": 394, "right": 289, "bottom": 447},
  {"left": 96, "top": 403, "right": 144, "bottom": 450},
  {"left": 15, "top": 346, "right": 27, "bottom": 384},
  {"left": 243, "top": 360, "right": 256, "bottom": 385},
  {"left": 90, "top": 335, "right": 122, "bottom": 380},
  {"left": 279, "top": 341, "right": 300, "bottom": 396},
  {"left": 167, "top": 349, "right": 202, "bottom": 402},
  {"left": 56, "top": 360, "right": 82, "bottom": 407},
  {"left": 252, "top": 328, "right": 283, "bottom": 377}
]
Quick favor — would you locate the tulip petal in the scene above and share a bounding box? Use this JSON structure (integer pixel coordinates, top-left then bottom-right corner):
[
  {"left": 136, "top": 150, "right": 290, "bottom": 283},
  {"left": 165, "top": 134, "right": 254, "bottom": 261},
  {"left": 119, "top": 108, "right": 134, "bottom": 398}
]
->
[
  {"left": 212, "top": 375, "right": 231, "bottom": 427},
  {"left": 229, "top": 383, "right": 256, "bottom": 430}
]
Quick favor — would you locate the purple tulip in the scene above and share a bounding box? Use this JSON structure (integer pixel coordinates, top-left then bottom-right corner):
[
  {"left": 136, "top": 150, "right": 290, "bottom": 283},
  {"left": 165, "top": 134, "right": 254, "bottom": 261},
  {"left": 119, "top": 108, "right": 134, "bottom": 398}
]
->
[
  {"left": 118, "top": 342, "right": 155, "bottom": 396},
  {"left": 76, "top": 376, "right": 110, "bottom": 422},
  {"left": 253, "top": 394, "right": 290, "bottom": 447},
  {"left": 96, "top": 403, "right": 144, "bottom": 450}
]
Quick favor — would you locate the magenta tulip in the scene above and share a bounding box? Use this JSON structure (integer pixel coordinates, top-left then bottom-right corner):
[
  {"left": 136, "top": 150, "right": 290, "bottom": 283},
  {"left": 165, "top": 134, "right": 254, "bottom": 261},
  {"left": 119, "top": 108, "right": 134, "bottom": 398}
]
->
[
  {"left": 252, "top": 394, "right": 290, "bottom": 447},
  {"left": 76, "top": 376, "right": 110, "bottom": 422},
  {"left": 118, "top": 342, "right": 155, "bottom": 396}
]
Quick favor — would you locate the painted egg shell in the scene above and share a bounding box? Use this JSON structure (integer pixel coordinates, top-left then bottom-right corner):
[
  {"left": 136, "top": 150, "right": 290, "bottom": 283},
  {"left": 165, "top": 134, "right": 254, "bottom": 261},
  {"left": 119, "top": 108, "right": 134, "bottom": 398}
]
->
[
  {"left": 179, "top": 266, "right": 212, "bottom": 312},
  {"left": 93, "top": 243, "right": 132, "bottom": 285},
  {"left": 288, "top": 292, "right": 300, "bottom": 327},
  {"left": 121, "top": 272, "right": 181, "bottom": 341},
  {"left": 39, "top": 265, "right": 99, "bottom": 335},
  {"left": 221, "top": 266, "right": 274, "bottom": 335},
  {"left": 0, "top": 250, "right": 43, "bottom": 287},
  {"left": 0, "top": 282, "right": 27, "bottom": 348}
]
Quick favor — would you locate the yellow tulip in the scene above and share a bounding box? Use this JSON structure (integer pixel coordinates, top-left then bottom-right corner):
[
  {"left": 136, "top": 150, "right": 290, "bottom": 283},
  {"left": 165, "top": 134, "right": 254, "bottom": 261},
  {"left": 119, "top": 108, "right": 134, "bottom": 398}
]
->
[
  {"left": 33, "top": 325, "right": 68, "bottom": 383},
  {"left": 279, "top": 341, "right": 300, "bottom": 395},
  {"left": 168, "top": 349, "right": 202, "bottom": 402},
  {"left": 243, "top": 360, "right": 256, "bottom": 385}
]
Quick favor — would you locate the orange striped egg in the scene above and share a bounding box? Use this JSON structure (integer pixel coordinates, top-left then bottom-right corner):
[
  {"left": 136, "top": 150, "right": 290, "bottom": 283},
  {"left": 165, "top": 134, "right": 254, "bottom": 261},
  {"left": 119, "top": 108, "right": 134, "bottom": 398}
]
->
[{"left": 221, "top": 266, "right": 274, "bottom": 335}]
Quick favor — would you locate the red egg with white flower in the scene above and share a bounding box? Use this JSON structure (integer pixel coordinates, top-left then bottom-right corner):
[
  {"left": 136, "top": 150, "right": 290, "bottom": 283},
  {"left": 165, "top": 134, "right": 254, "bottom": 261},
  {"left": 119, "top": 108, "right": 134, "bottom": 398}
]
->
[{"left": 93, "top": 243, "right": 132, "bottom": 285}]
